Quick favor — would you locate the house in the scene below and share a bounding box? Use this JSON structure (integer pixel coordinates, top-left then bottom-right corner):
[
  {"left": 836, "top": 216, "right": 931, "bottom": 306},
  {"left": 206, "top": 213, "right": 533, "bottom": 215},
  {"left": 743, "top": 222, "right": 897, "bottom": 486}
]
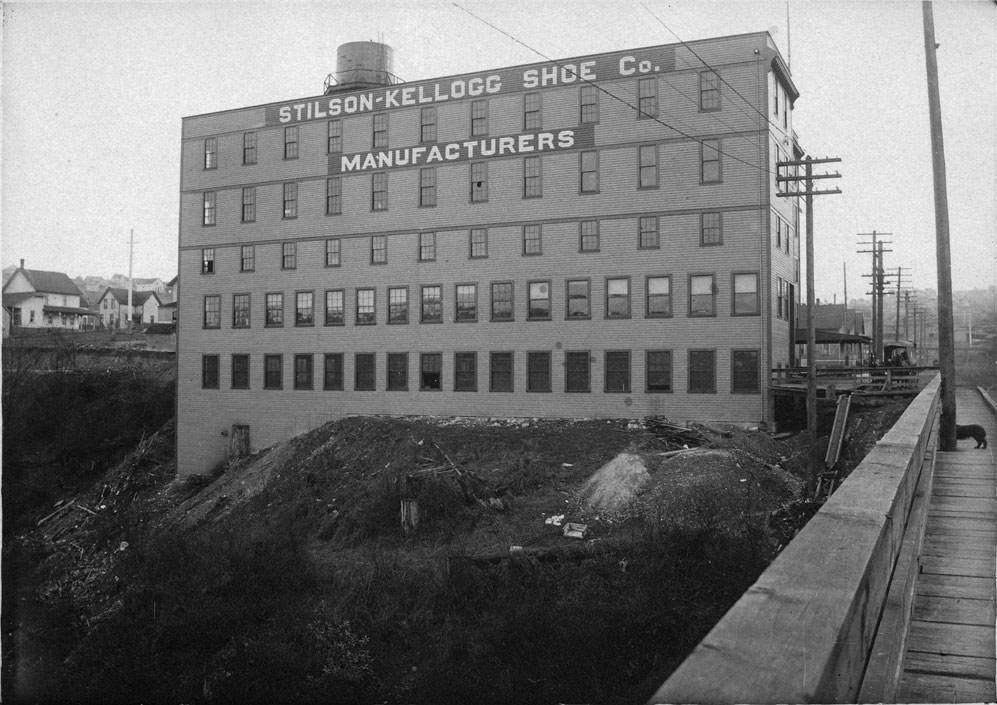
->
[
  {"left": 795, "top": 303, "right": 870, "bottom": 366},
  {"left": 96, "top": 287, "right": 165, "bottom": 328},
  {"left": 2, "top": 260, "right": 96, "bottom": 334}
]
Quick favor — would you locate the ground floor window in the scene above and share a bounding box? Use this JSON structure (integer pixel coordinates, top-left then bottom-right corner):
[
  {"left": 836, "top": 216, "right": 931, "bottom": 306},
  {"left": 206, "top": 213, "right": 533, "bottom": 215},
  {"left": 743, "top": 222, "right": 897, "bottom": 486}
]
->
[
  {"left": 490, "top": 352, "right": 513, "bottom": 392},
  {"left": 732, "top": 349, "right": 760, "bottom": 393},
  {"left": 264, "top": 354, "right": 283, "bottom": 390},
  {"left": 420, "top": 353, "right": 442, "bottom": 390},
  {"left": 688, "top": 349, "right": 716, "bottom": 393},
  {"left": 527, "top": 351, "right": 551, "bottom": 392},
  {"left": 604, "top": 351, "right": 631, "bottom": 393},
  {"left": 387, "top": 352, "right": 408, "bottom": 391},
  {"left": 454, "top": 352, "right": 477, "bottom": 391},
  {"left": 202, "top": 355, "right": 219, "bottom": 389},
  {"left": 565, "top": 351, "right": 590, "bottom": 392},
  {"left": 355, "top": 353, "right": 375, "bottom": 391}
]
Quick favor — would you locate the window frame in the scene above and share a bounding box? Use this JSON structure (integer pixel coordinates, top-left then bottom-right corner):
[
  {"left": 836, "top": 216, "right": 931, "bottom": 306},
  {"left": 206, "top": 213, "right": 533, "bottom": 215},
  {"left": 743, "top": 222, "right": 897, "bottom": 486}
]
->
[
  {"left": 639, "top": 215, "right": 660, "bottom": 249},
  {"left": 579, "top": 84, "right": 600, "bottom": 123},
  {"left": 523, "top": 91, "right": 541, "bottom": 130},
  {"left": 471, "top": 99, "right": 488, "bottom": 136},
  {"left": 326, "top": 177, "right": 342, "bottom": 215},
  {"left": 242, "top": 131, "right": 257, "bottom": 165},
  {"left": 564, "top": 351, "right": 591, "bottom": 393},
  {"left": 454, "top": 352, "right": 477, "bottom": 392},
  {"left": 638, "top": 77, "right": 658, "bottom": 119},
  {"left": 526, "top": 351, "right": 551, "bottom": 393},
  {"left": 203, "top": 294, "right": 221, "bottom": 329},
  {"left": 579, "top": 219, "right": 600, "bottom": 252},
  {"left": 232, "top": 293, "right": 251, "bottom": 329},
  {"left": 455, "top": 283, "right": 478, "bottom": 322},
  {"left": 241, "top": 187, "right": 256, "bottom": 223},
  {"left": 327, "top": 119, "right": 342, "bottom": 154},
  {"left": 420, "top": 106, "right": 437, "bottom": 143},
  {"left": 265, "top": 292, "right": 284, "bottom": 327},
  {"left": 732, "top": 272, "right": 760, "bottom": 316},
  {"left": 295, "top": 290, "right": 315, "bottom": 327},
  {"left": 324, "top": 289, "right": 345, "bottom": 326},
  {"left": 283, "top": 126, "right": 299, "bottom": 160},
  {"left": 605, "top": 277, "right": 631, "bottom": 319},
  {"left": 282, "top": 182, "right": 298, "bottom": 219},
  {"left": 523, "top": 155, "right": 542, "bottom": 198},
  {"left": 490, "top": 351, "right": 514, "bottom": 392},
  {"left": 419, "top": 167, "right": 437, "bottom": 207},
  {"left": 418, "top": 231, "right": 436, "bottom": 262},
  {"left": 701, "top": 211, "right": 723, "bottom": 246},
  {"left": 469, "top": 228, "right": 488, "bottom": 258},
  {"left": 281, "top": 242, "right": 297, "bottom": 270},
  {"left": 203, "top": 137, "right": 217, "bottom": 170},
  {"left": 325, "top": 238, "right": 341, "bottom": 268},
  {"left": 566, "top": 278, "right": 591, "bottom": 320},
  {"left": 354, "top": 353, "right": 376, "bottom": 391},
  {"left": 420, "top": 352, "right": 443, "bottom": 391},
  {"left": 371, "top": 172, "right": 388, "bottom": 211},
  {"left": 470, "top": 161, "right": 488, "bottom": 203},
  {"left": 240, "top": 244, "right": 255, "bottom": 272},
  {"left": 370, "top": 234, "right": 387, "bottom": 265},
  {"left": 604, "top": 350, "right": 631, "bottom": 393},
  {"left": 490, "top": 281, "right": 514, "bottom": 322},
  {"left": 323, "top": 353, "right": 344, "bottom": 390},
  {"left": 646, "top": 350, "right": 673, "bottom": 393},
  {"left": 638, "top": 144, "right": 659, "bottom": 189},
  {"left": 293, "top": 353, "right": 314, "bottom": 390},
  {"left": 701, "top": 138, "right": 722, "bottom": 184},
  {"left": 355, "top": 287, "right": 376, "bottom": 325},
  {"left": 372, "top": 113, "right": 388, "bottom": 149},
  {"left": 522, "top": 224, "right": 542, "bottom": 256},
  {"left": 689, "top": 274, "right": 716, "bottom": 317},
  {"left": 263, "top": 354, "right": 283, "bottom": 390},
  {"left": 387, "top": 286, "right": 409, "bottom": 324},
  {"left": 699, "top": 70, "right": 721, "bottom": 112},
  {"left": 202, "top": 354, "right": 220, "bottom": 389},
  {"left": 580, "top": 150, "right": 599, "bottom": 194},
  {"left": 421, "top": 285, "right": 443, "bottom": 323},
  {"left": 688, "top": 349, "right": 717, "bottom": 394},
  {"left": 732, "top": 349, "right": 761, "bottom": 394},
  {"left": 387, "top": 352, "right": 409, "bottom": 391},
  {"left": 527, "top": 280, "right": 551, "bottom": 321},
  {"left": 202, "top": 191, "right": 216, "bottom": 226},
  {"left": 231, "top": 354, "right": 250, "bottom": 390},
  {"left": 201, "top": 248, "right": 215, "bottom": 275}
]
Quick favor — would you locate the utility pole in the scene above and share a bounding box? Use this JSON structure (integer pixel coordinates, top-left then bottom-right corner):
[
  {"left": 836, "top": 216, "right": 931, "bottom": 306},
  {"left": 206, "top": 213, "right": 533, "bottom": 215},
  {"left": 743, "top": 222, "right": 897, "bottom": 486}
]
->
[
  {"left": 903, "top": 290, "right": 913, "bottom": 341},
  {"left": 894, "top": 266, "right": 911, "bottom": 341},
  {"left": 858, "top": 231, "right": 893, "bottom": 361},
  {"left": 777, "top": 155, "right": 842, "bottom": 490},
  {"left": 128, "top": 228, "right": 135, "bottom": 332},
  {"left": 923, "top": 0, "right": 956, "bottom": 450}
]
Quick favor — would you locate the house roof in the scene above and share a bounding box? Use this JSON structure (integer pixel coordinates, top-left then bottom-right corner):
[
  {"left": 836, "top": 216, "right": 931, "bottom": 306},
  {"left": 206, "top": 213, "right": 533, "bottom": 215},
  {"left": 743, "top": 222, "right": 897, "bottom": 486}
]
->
[
  {"left": 3, "top": 268, "right": 83, "bottom": 296},
  {"left": 100, "top": 287, "right": 156, "bottom": 306},
  {"left": 43, "top": 305, "right": 99, "bottom": 316},
  {"left": 794, "top": 330, "right": 871, "bottom": 345},
  {"left": 2, "top": 292, "right": 41, "bottom": 307}
]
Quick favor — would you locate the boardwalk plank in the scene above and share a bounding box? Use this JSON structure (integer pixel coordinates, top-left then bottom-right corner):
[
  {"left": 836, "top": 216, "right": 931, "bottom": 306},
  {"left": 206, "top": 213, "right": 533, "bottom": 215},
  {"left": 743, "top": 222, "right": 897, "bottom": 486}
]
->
[
  {"left": 903, "top": 650, "right": 995, "bottom": 680},
  {"left": 912, "top": 594, "right": 996, "bottom": 625},
  {"left": 915, "top": 573, "right": 994, "bottom": 600},
  {"left": 897, "top": 671, "right": 996, "bottom": 703},
  {"left": 920, "top": 554, "right": 995, "bottom": 578},
  {"left": 906, "top": 620, "right": 994, "bottom": 659}
]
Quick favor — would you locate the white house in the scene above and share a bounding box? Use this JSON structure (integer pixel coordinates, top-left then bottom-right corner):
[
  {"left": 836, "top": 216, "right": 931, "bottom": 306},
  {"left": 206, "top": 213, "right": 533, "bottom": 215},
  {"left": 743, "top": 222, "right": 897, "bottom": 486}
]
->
[
  {"left": 97, "top": 287, "right": 165, "bottom": 328},
  {"left": 2, "top": 260, "right": 95, "bottom": 334}
]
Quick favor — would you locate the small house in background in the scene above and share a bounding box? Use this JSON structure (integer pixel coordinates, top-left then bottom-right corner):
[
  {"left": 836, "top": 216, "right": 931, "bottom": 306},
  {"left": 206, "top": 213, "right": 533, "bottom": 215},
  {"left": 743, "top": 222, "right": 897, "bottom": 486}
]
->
[
  {"left": 96, "top": 287, "right": 165, "bottom": 329},
  {"left": 795, "top": 303, "right": 870, "bottom": 366},
  {"left": 2, "top": 260, "right": 96, "bottom": 335}
]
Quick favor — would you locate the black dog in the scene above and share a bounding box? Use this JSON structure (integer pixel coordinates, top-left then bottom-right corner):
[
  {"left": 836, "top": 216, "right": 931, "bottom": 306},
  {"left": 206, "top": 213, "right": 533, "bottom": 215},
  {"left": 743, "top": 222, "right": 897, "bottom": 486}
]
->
[{"left": 956, "top": 424, "right": 988, "bottom": 449}]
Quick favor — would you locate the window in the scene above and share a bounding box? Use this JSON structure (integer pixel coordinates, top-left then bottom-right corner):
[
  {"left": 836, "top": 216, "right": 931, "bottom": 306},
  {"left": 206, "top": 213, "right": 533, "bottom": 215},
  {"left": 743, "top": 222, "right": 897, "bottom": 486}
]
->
[
  {"left": 527, "top": 352, "right": 551, "bottom": 392},
  {"left": 388, "top": 287, "right": 408, "bottom": 323},
  {"left": 523, "top": 92, "right": 541, "bottom": 130},
  {"left": 295, "top": 291, "right": 314, "bottom": 326},
  {"left": 491, "top": 282, "right": 513, "bottom": 321},
  {"left": 387, "top": 353, "right": 408, "bottom": 391},
  {"left": 639, "top": 215, "right": 660, "bottom": 249},
  {"left": 324, "top": 289, "right": 344, "bottom": 326},
  {"left": 420, "top": 353, "right": 442, "bottom": 391},
  {"left": 326, "top": 177, "right": 342, "bottom": 215},
  {"left": 264, "top": 354, "right": 283, "bottom": 390},
  {"left": 282, "top": 242, "right": 297, "bottom": 270},
  {"left": 638, "top": 77, "right": 658, "bottom": 119},
  {"left": 420, "top": 107, "right": 437, "bottom": 143},
  {"left": 490, "top": 352, "right": 513, "bottom": 392},
  {"left": 202, "top": 191, "right": 216, "bottom": 225},
  {"left": 690, "top": 275, "right": 715, "bottom": 316},
  {"left": 243, "top": 132, "right": 257, "bottom": 164},
  {"left": 579, "top": 220, "right": 599, "bottom": 252},
  {"left": 264, "top": 292, "right": 284, "bottom": 327},
  {"left": 202, "top": 355, "right": 219, "bottom": 389},
  {"left": 421, "top": 285, "right": 442, "bottom": 323},
  {"left": 580, "top": 151, "right": 599, "bottom": 193},
  {"left": 325, "top": 239, "right": 341, "bottom": 267},
  {"left": 733, "top": 273, "right": 759, "bottom": 315},
  {"left": 204, "top": 137, "right": 217, "bottom": 169},
  {"left": 294, "top": 354, "right": 313, "bottom": 389},
  {"left": 646, "top": 351, "right": 673, "bottom": 392},
  {"left": 700, "top": 71, "right": 721, "bottom": 111},
  {"left": 606, "top": 278, "right": 630, "bottom": 319},
  {"left": 638, "top": 145, "right": 658, "bottom": 188},
  {"left": 605, "top": 351, "right": 631, "bottom": 393},
  {"left": 470, "top": 162, "right": 488, "bottom": 202},
  {"left": 470, "top": 228, "right": 488, "bottom": 258},
  {"left": 689, "top": 350, "right": 716, "bottom": 393},
  {"left": 646, "top": 276, "right": 672, "bottom": 317},
  {"left": 528, "top": 281, "right": 550, "bottom": 320},
  {"left": 455, "top": 284, "right": 477, "bottom": 322},
  {"left": 523, "top": 224, "right": 542, "bottom": 256},
  {"left": 239, "top": 187, "right": 256, "bottom": 223},
  {"left": 203, "top": 295, "right": 221, "bottom": 328},
  {"left": 372, "top": 172, "right": 388, "bottom": 210},
  {"left": 233, "top": 293, "right": 251, "bottom": 328},
  {"left": 201, "top": 248, "right": 215, "bottom": 274},
  {"left": 241, "top": 245, "right": 255, "bottom": 272},
  {"left": 701, "top": 139, "right": 722, "bottom": 183},
  {"left": 231, "top": 354, "right": 250, "bottom": 389},
  {"left": 732, "top": 350, "right": 760, "bottom": 393},
  {"left": 284, "top": 126, "right": 299, "bottom": 159},
  {"left": 523, "top": 156, "right": 542, "bottom": 198},
  {"left": 580, "top": 84, "right": 599, "bottom": 123},
  {"left": 283, "top": 182, "right": 298, "bottom": 218},
  {"left": 355, "top": 353, "right": 375, "bottom": 391},
  {"left": 323, "top": 353, "right": 344, "bottom": 390},
  {"left": 565, "top": 351, "right": 590, "bottom": 392},
  {"left": 701, "top": 212, "right": 722, "bottom": 246},
  {"left": 356, "top": 288, "right": 375, "bottom": 324},
  {"left": 454, "top": 352, "right": 477, "bottom": 392},
  {"left": 372, "top": 113, "right": 388, "bottom": 148},
  {"left": 371, "top": 234, "right": 387, "bottom": 264},
  {"left": 774, "top": 75, "right": 780, "bottom": 116},
  {"left": 471, "top": 99, "right": 488, "bottom": 136},
  {"left": 419, "top": 168, "right": 437, "bottom": 207},
  {"left": 327, "top": 119, "right": 342, "bottom": 153},
  {"left": 776, "top": 277, "right": 786, "bottom": 320},
  {"left": 566, "top": 279, "right": 590, "bottom": 319},
  {"left": 419, "top": 232, "right": 436, "bottom": 261}
]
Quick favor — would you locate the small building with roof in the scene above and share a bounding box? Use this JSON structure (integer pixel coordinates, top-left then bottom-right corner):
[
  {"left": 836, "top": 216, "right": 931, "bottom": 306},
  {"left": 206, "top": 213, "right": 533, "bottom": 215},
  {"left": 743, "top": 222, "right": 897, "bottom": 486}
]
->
[
  {"left": 2, "top": 260, "right": 96, "bottom": 334},
  {"left": 96, "top": 287, "right": 167, "bottom": 329}
]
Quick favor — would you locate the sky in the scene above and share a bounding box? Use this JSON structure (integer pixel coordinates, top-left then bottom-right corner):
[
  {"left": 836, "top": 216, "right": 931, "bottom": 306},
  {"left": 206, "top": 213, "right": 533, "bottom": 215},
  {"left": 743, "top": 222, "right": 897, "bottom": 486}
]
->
[{"left": 2, "top": 0, "right": 994, "bottom": 302}]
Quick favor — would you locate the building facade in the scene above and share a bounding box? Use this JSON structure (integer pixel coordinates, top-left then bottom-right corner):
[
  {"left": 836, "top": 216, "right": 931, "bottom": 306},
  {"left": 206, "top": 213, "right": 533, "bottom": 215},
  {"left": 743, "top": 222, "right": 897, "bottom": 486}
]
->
[
  {"left": 177, "top": 33, "right": 802, "bottom": 476},
  {"left": 2, "top": 261, "right": 95, "bottom": 333}
]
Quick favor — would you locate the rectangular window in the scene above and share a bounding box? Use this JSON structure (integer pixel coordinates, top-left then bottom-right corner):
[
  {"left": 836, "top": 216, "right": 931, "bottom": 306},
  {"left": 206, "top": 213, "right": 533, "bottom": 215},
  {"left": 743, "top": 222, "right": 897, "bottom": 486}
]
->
[
  {"left": 282, "top": 242, "right": 297, "bottom": 270},
  {"left": 700, "top": 71, "right": 721, "bottom": 111},
  {"left": 776, "top": 277, "right": 786, "bottom": 320},
  {"left": 372, "top": 113, "right": 388, "bottom": 148},
  {"left": 470, "top": 228, "right": 488, "bottom": 258},
  {"left": 388, "top": 287, "right": 408, "bottom": 323},
  {"left": 421, "top": 285, "right": 442, "bottom": 323},
  {"left": 324, "top": 289, "right": 344, "bottom": 326},
  {"left": 646, "top": 351, "right": 673, "bottom": 392},
  {"left": 233, "top": 293, "right": 251, "bottom": 328},
  {"left": 733, "top": 273, "right": 759, "bottom": 315},
  {"left": 701, "top": 138, "right": 722, "bottom": 183},
  {"left": 579, "top": 220, "right": 599, "bottom": 252},
  {"left": 491, "top": 281, "right": 513, "bottom": 321},
  {"left": 265, "top": 293, "right": 284, "bottom": 327},
  {"left": 371, "top": 234, "right": 387, "bottom": 264},
  {"left": 372, "top": 172, "right": 388, "bottom": 210},
  {"left": 523, "top": 92, "right": 541, "bottom": 130},
  {"left": 355, "top": 353, "right": 375, "bottom": 391},
  {"left": 527, "top": 352, "right": 551, "bottom": 392},
  {"left": 327, "top": 119, "right": 342, "bottom": 153},
  {"left": 387, "top": 353, "right": 408, "bottom": 391},
  {"left": 689, "top": 350, "right": 716, "bottom": 393},
  {"left": 202, "top": 354, "right": 219, "bottom": 389},
  {"left": 356, "top": 288, "right": 375, "bottom": 324},
  {"left": 231, "top": 354, "right": 250, "bottom": 389},
  {"left": 203, "top": 295, "right": 221, "bottom": 328},
  {"left": 420, "top": 353, "right": 442, "bottom": 391},
  {"left": 325, "top": 239, "right": 341, "bottom": 267},
  {"left": 528, "top": 280, "right": 551, "bottom": 320},
  {"left": 295, "top": 291, "right": 314, "bottom": 326},
  {"left": 690, "top": 274, "right": 715, "bottom": 316},
  {"left": 471, "top": 99, "right": 488, "bottom": 136},
  {"left": 455, "top": 352, "right": 477, "bottom": 392},
  {"left": 470, "top": 162, "right": 488, "bottom": 202},
  {"left": 580, "top": 151, "right": 599, "bottom": 193},
  {"left": 566, "top": 279, "right": 590, "bottom": 319},
  {"left": 419, "top": 168, "right": 437, "bottom": 207},
  {"left": 638, "top": 145, "right": 658, "bottom": 188},
  {"left": 580, "top": 84, "right": 599, "bottom": 123},
  {"left": 264, "top": 354, "right": 283, "bottom": 390},
  {"left": 565, "top": 351, "right": 590, "bottom": 392},
  {"left": 646, "top": 276, "right": 672, "bottom": 318},
  {"left": 490, "top": 352, "right": 513, "bottom": 392},
  {"left": 420, "top": 107, "right": 437, "bottom": 143},
  {"left": 243, "top": 131, "right": 257, "bottom": 164},
  {"left": 606, "top": 278, "right": 630, "bottom": 319},
  {"left": 523, "top": 156, "right": 542, "bottom": 198},
  {"left": 282, "top": 182, "right": 298, "bottom": 218},
  {"left": 605, "top": 351, "right": 631, "bottom": 393},
  {"left": 326, "top": 177, "right": 342, "bottom": 215},
  {"left": 284, "top": 126, "right": 299, "bottom": 159},
  {"left": 455, "top": 284, "right": 477, "bottom": 322},
  {"left": 732, "top": 350, "right": 760, "bottom": 393},
  {"left": 294, "top": 354, "right": 313, "bottom": 390},
  {"left": 241, "top": 245, "right": 255, "bottom": 272},
  {"left": 323, "top": 353, "right": 344, "bottom": 390},
  {"left": 202, "top": 191, "right": 216, "bottom": 225},
  {"left": 523, "top": 224, "right": 542, "bottom": 256},
  {"left": 639, "top": 215, "right": 660, "bottom": 249},
  {"left": 419, "top": 232, "right": 436, "bottom": 262},
  {"left": 701, "top": 212, "right": 722, "bottom": 246},
  {"left": 241, "top": 187, "right": 256, "bottom": 223},
  {"left": 638, "top": 77, "right": 658, "bottom": 119},
  {"left": 201, "top": 248, "right": 215, "bottom": 274},
  {"left": 204, "top": 137, "right": 217, "bottom": 169}
]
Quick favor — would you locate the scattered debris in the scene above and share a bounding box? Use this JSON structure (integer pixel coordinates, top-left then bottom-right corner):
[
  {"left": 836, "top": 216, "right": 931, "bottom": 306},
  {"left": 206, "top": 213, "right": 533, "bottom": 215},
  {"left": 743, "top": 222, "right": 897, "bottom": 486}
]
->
[
  {"left": 562, "top": 523, "right": 589, "bottom": 539},
  {"left": 644, "top": 416, "right": 710, "bottom": 448},
  {"left": 544, "top": 514, "right": 566, "bottom": 527}
]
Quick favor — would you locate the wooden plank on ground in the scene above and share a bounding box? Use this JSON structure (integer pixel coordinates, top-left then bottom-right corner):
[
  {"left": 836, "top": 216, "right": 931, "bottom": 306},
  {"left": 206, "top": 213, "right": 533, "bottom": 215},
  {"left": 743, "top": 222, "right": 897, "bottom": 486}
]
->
[
  {"left": 920, "top": 554, "right": 995, "bottom": 578},
  {"left": 912, "top": 594, "right": 996, "bottom": 625},
  {"left": 906, "top": 621, "right": 994, "bottom": 659},
  {"left": 915, "top": 573, "right": 994, "bottom": 600},
  {"left": 903, "top": 650, "right": 995, "bottom": 680},
  {"left": 898, "top": 670, "right": 995, "bottom": 703}
]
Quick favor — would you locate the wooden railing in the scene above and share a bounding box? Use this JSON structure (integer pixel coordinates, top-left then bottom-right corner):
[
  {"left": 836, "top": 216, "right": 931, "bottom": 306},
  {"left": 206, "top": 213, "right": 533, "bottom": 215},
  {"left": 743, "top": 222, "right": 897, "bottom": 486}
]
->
[{"left": 771, "top": 365, "right": 935, "bottom": 393}]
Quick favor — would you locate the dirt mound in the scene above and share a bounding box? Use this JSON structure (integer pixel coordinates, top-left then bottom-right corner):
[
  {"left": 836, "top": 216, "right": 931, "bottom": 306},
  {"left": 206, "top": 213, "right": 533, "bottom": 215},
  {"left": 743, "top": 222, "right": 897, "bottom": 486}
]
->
[{"left": 575, "top": 452, "right": 651, "bottom": 514}]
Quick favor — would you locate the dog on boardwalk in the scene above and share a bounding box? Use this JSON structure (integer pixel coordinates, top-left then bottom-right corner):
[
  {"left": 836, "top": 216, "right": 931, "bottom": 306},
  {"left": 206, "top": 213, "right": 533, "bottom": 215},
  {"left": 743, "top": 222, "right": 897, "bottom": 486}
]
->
[{"left": 955, "top": 424, "right": 988, "bottom": 449}]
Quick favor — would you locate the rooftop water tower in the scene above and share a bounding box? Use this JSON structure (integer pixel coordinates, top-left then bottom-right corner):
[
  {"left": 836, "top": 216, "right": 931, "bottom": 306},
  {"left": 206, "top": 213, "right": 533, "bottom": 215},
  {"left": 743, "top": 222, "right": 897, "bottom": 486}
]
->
[{"left": 324, "top": 41, "right": 397, "bottom": 94}]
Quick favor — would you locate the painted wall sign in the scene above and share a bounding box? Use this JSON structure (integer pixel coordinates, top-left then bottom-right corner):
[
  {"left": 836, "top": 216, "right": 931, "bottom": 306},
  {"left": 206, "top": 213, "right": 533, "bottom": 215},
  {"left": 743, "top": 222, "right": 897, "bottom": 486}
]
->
[
  {"left": 328, "top": 124, "right": 595, "bottom": 175},
  {"left": 267, "top": 46, "right": 676, "bottom": 125}
]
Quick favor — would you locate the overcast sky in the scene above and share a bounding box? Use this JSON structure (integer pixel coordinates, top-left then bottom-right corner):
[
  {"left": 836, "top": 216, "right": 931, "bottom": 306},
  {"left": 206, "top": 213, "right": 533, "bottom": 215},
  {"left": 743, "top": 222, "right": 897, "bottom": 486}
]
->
[{"left": 2, "top": 0, "right": 994, "bottom": 301}]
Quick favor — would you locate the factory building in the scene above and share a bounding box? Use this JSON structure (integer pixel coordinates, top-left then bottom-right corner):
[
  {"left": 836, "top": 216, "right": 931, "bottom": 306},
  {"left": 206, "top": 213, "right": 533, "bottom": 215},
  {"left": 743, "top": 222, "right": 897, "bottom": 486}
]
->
[{"left": 177, "top": 33, "right": 801, "bottom": 476}]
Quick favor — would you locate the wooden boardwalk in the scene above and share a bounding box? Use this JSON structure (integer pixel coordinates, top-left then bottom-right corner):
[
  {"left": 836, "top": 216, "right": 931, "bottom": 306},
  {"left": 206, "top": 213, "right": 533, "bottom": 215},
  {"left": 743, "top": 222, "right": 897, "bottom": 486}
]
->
[{"left": 898, "top": 388, "right": 997, "bottom": 702}]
